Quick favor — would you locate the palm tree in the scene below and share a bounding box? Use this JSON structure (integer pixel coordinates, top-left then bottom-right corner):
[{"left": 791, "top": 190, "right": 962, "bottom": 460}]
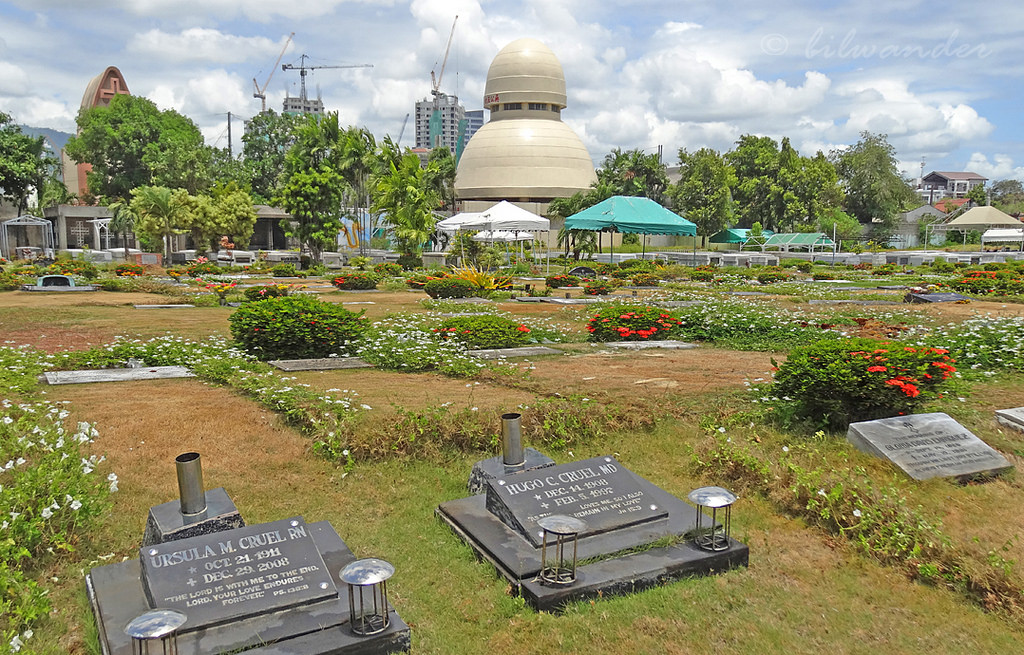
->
[
  {"left": 130, "top": 186, "right": 191, "bottom": 260},
  {"left": 106, "top": 198, "right": 138, "bottom": 261},
  {"left": 371, "top": 152, "right": 440, "bottom": 255}
]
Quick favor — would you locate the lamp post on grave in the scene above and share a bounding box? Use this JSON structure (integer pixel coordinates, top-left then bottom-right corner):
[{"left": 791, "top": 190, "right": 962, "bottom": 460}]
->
[
  {"left": 124, "top": 608, "right": 187, "bottom": 655},
  {"left": 340, "top": 558, "right": 395, "bottom": 636}
]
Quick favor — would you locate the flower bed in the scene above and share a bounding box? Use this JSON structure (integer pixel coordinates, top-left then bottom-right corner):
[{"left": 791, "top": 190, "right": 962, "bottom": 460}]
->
[
  {"left": 942, "top": 270, "right": 1024, "bottom": 296},
  {"left": 545, "top": 274, "right": 580, "bottom": 288},
  {"left": 586, "top": 305, "right": 683, "bottom": 341},
  {"left": 583, "top": 281, "right": 613, "bottom": 295},
  {"left": 433, "top": 314, "right": 532, "bottom": 349},
  {"left": 114, "top": 263, "right": 145, "bottom": 277}
]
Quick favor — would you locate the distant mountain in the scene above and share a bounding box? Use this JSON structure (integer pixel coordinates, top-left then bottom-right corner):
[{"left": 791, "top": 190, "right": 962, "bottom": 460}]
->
[{"left": 18, "top": 125, "right": 74, "bottom": 154}]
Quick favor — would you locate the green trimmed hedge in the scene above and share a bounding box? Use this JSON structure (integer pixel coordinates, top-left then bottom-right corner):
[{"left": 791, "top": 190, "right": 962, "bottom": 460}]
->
[{"left": 228, "top": 295, "right": 366, "bottom": 360}]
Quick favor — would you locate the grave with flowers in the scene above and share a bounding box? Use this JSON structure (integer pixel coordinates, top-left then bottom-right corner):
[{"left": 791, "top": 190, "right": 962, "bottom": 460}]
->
[{"left": 86, "top": 453, "right": 410, "bottom": 654}]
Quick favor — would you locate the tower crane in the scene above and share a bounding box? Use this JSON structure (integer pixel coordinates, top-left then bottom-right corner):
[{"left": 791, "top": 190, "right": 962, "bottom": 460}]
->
[
  {"left": 396, "top": 113, "right": 410, "bottom": 147},
  {"left": 282, "top": 54, "right": 373, "bottom": 105},
  {"left": 252, "top": 32, "right": 294, "bottom": 113},
  {"left": 428, "top": 15, "right": 459, "bottom": 149}
]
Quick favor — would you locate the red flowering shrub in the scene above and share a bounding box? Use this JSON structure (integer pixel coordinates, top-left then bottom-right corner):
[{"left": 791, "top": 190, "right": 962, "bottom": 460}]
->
[
  {"left": 943, "top": 270, "right": 1024, "bottom": 296},
  {"left": 432, "top": 314, "right": 532, "bottom": 349},
  {"left": 545, "top": 274, "right": 580, "bottom": 288},
  {"left": 115, "top": 263, "right": 145, "bottom": 277},
  {"left": 770, "top": 337, "right": 958, "bottom": 429},
  {"left": 585, "top": 305, "right": 683, "bottom": 342},
  {"left": 688, "top": 265, "right": 717, "bottom": 282},
  {"left": 331, "top": 272, "right": 378, "bottom": 290},
  {"left": 583, "top": 281, "right": 613, "bottom": 295}
]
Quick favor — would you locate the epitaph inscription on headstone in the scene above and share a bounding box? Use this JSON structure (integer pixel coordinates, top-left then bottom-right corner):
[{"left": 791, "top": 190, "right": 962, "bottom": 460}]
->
[
  {"left": 847, "top": 412, "right": 1012, "bottom": 480},
  {"left": 485, "top": 456, "right": 667, "bottom": 546},
  {"left": 140, "top": 516, "right": 336, "bottom": 630}
]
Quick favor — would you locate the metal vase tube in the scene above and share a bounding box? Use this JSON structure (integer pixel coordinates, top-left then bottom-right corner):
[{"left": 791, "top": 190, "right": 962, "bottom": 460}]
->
[
  {"left": 501, "top": 412, "right": 525, "bottom": 469},
  {"left": 175, "top": 452, "right": 206, "bottom": 516}
]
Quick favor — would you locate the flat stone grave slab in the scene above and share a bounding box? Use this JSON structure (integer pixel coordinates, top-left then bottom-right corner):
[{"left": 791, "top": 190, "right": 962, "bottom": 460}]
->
[
  {"left": 905, "top": 292, "right": 972, "bottom": 303},
  {"left": 513, "top": 296, "right": 545, "bottom": 302},
  {"left": 438, "top": 454, "right": 748, "bottom": 611},
  {"left": 877, "top": 285, "right": 909, "bottom": 290},
  {"left": 726, "top": 291, "right": 768, "bottom": 296},
  {"left": 342, "top": 301, "right": 376, "bottom": 305},
  {"left": 847, "top": 412, "right": 1013, "bottom": 480},
  {"left": 333, "top": 288, "right": 382, "bottom": 293},
  {"left": 995, "top": 407, "right": 1024, "bottom": 433},
  {"left": 604, "top": 340, "right": 698, "bottom": 350},
  {"left": 134, "top": 304, "right": 195, "bottom": 308},
  {"left": 539, "top": 297, "right": 601, "bottom": 304},
  {"left": 437, "top": 296, "right": 493, "bottom": 303},
  {"left": 468, "top": 346, "right": 562, "bottom": 359},
  {"left": 270, "top": 358, "right": 373, "bottom": 371},
  {"left": 808, "top": 299, "right": 900, "bottom": 305},
  {"left": 44, "top": 366, "right": 194, "bottom": 385},
  {"left": 435, "top": 312, "right": 492, "bottom": 317}
]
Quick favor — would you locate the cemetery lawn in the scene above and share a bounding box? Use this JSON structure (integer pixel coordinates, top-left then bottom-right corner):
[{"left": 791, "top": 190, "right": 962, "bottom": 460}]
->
[{"left": 4, "top": 288, "right": 1024, "bottom": 654}]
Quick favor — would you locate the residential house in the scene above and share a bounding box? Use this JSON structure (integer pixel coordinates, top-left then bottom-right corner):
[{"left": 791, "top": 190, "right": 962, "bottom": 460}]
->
[{"left": 916, "top": 171, "right": 987, "bottom": 203}]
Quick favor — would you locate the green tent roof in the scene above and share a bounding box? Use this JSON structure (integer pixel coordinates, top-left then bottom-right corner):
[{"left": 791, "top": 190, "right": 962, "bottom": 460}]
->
[
  {"left": 761, "top": 232, "right": 835, "bottom": 248},
  {"left": 563, "top": 196, "right": 697, "bottom": 236},
  {"left": 708, "top": 228, "right": 774, "bottom": 244}
]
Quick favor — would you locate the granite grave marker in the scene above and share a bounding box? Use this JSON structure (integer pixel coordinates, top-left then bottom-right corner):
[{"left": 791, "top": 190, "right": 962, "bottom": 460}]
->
[{"left": 847, "top": 412, "right": 1012, "bottom": 480}]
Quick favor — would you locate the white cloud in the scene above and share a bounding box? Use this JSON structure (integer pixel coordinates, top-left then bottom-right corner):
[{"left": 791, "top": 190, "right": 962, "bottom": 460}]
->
[
  {"left": 127, "top": 28, "right": 288, "bottom": 64},
  {"left": 965, "top": 153, "right": 1024, "bottom": 182},
  {"left": 0, "top": 62, "right": 30, "bottom": 97}
]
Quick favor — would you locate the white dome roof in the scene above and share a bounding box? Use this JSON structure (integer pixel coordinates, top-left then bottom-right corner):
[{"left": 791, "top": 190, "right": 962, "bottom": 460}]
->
[
  {"left": 455, "top": 119, "right": 596, "bottom": 201},
  {"left": 484, "top": 38, "right": 567, "bottom": 109}
]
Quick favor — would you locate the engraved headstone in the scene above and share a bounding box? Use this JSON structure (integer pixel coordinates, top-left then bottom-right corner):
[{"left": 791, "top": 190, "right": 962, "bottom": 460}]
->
[
  {"left": 140, "top": 517, "right": 336, "bottom": 630},
  {"left": 847, "top": 412, "right": 1012, "bottom": 480},
  {"left": 905, "top": 292, "right": 972, "bottom": 303},
  {"left": 485, "top": 456, "right": 668, "bottom": 547},
  {"left": 995, "top": 407, "right": 1024, "bottom": 433}
]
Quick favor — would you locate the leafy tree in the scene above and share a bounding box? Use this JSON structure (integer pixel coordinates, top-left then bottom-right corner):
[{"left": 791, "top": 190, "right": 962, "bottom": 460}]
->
[
  {"left": 830, "top": 131, "right": 917, "bottom": 238},
  {"left": 210, "top": 147, "right": 251, "bottom": 190},
  {"left": 669, "top": 147, "right": 737, "bottom": 237},
  {"left": 990, "top": 179, "right": 1023, "bottom": 204},
  {"left": 727, "top": 135, "right": 842, "bottom": 233},
  {"left": 130, "top": 185, "right": 191, "bottom": 259},
  {"left": 0, "top": 112, "right": 50, "bottom": 213},
  {"left": 275, "top": 113, "right": 348, "bottom": 263},
  {"left": 241, "top": 110, "right": 303, "bottom": 203},
  {"left": 371, "top": 151, "right": 440, "bottom": 255},
  {"left": 596, "top": 148, "right": 669, "bottom": 203},
  {"left": 186, "top": 183, "right": 258, "bottom": 252},
  {"left": 549, "top": 185, "right": 613, "bottom": 259},
  {"left": 966, "top": 183, "right": 988, "bottom": 206},
  {"left": 816, "top": 208, "right": 862, "bottom": 243},
  {"left": 65, "top": 94, "right": 209, "bottom": 200}
]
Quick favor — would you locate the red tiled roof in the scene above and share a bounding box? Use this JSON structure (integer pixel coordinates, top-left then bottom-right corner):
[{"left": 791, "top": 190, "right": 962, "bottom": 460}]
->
[
  {"left": 931, "top": 171, "right": 988, "bottom": 181},
  {"left": 934, "top": 197, "right": 970, "bottom": 212}
]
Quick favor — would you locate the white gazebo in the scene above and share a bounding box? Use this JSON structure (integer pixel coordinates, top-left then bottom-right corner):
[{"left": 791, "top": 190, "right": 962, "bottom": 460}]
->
[{"left": 1, "top": 215, "right": 56, "bottom": 260}]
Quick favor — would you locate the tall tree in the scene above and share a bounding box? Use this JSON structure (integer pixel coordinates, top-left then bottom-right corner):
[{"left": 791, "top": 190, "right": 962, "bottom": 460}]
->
[
  {"left": 830, "top": 131, "right": 916, "bottom": 237},
  {"left": 241, "top": 110, "right": 303, "bottom": 203},
  {"left": 337, "top": 126, "right": 377, "bottom": 251},
  {"left": 596, "top": 148, "right": 669, "bottom": 203},
  {"left": 0, "top": 112, "right": 50, "bottom": 213},
  {"left": 106, "top": 198, "right": 137, "bottom": 260},
  {"left": 425, "top": 146, "right": 457, "bottom": 213},
  {"left": 548, "top": 185, "right": 613, "bottom": 259},
  {"left": 275, "top": 112, "right": 347, "bottom": 262},
  {"left": 130, "top": 185, "right": 192, "bottom": 260},
  {"left": 185, "top": 183, "right": 258, "bottom": 253},
  {"left": 65, "top": 94, "right": 209, "bottom": 201},
  {"left": 371, "top": 151, "right": 441, "bottom": 255},
  {"left": 669, "top": 147, "right": 737, "bottom": 237}
]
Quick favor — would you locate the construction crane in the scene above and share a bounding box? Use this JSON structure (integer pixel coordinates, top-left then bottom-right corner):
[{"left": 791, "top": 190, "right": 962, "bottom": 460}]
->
[
  {"left": 428, "top": 15, "right": 459, "bottom": 149},
  {"left": 282, "top": 54, "right": 372, "bottom": 106},
  {"left": 396, "top": 113, "right": 410, "bottom": 147},
  {"left": 252, "top": 32, "right": 294, "bottom": 113}
]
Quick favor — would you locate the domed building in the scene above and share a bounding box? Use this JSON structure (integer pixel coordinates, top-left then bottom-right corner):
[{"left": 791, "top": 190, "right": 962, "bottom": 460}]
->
[{"left": 455, "top": 39, "right": 596, "bottom": 214}]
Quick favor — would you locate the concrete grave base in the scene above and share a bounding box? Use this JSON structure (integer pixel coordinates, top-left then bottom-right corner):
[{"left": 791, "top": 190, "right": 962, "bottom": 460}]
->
[
  {"left": 44, "top": 366, "right": 194, "bottom": 385},
  {"left": 467, "top": 346, "right": 562, "bottom": 359},
  {"left": 87, "top": 522, "right": 410, "bottom": 655},
  {"left": 995, "top": 407, "right": 1024, "bottom": 433},
  {"left": 270, "top": 358, "right": 374, "bottom": 372}
]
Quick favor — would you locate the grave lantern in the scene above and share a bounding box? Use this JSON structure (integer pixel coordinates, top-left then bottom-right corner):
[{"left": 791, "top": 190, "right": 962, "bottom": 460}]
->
[
  {"left": 537, "top": 514, "right": 587, "bottom": 585},
  {"left": 340, "top": 558, "right": 395, "bottom": 636},
  {"left": 687, "top": 486, "right": 737, "bottom": 552},
  {"left": 124, "top": 608, "right": 187, "bottom": 655}
]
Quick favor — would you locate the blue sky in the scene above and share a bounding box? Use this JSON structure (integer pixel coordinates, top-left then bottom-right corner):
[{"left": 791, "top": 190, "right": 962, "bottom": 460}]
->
[{"left": 2, "top": 0, "right": 1022, "bottom": 182}]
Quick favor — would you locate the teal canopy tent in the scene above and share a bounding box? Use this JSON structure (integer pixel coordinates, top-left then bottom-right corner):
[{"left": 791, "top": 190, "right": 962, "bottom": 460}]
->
[{"left": 563, "top": 195, "right": 696, "bottom": 258}]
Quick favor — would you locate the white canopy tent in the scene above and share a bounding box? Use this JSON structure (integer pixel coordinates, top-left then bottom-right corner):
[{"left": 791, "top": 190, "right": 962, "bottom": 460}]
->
[
  {"left": 981, "top": 228, "right": 1024, "bottom": 250},
  {"left": 436, "top": 212, "right": 483, "bottom": 232},
  {"left": 471, "top": 230, "right": 536, "bottom": 242},
  {"left": 1, "top": 215, "right": 56, "bottom": 260},
  {"left": 459, "top": 201, "right": 551, "bottom": 270}
]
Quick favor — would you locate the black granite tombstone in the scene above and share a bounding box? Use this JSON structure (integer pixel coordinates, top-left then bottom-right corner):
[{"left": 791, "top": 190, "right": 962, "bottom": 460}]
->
[
  {"left": 87, "top": 517, "right": 411, "bottom": 654},
  {"left": 438, "top": 455, "right": 748, "bottom": 611}
]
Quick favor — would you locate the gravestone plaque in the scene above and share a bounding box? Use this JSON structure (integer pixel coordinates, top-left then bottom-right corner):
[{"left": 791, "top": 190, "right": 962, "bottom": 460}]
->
[
  {"left": 485, "top": 456, "right": 668, "bottom": 546},
  {"left": 140, "top": 516, "right": 336, "bottom": 630},
  {"left": 995, "top": 407, "right": 1024, "bottom": 433},
  {"left": 905, "top": 292, "right": 972, "bottom": 303},
  {"left": 270, "top": 357, "right": 373, "bottom": 371},
  {"left": 468, "top": 346, "right": 561, "bottom": 359},
  {"left": 847, "top": 412, "right": 1012, "bottom": 480}
]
